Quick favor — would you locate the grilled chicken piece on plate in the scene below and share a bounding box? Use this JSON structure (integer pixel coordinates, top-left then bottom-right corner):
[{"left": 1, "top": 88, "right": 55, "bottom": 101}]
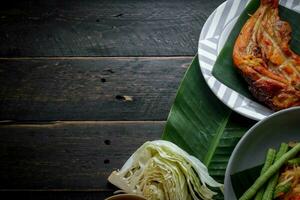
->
[{"left": 233, "top": 0, "right": 300, "bottom": 110}]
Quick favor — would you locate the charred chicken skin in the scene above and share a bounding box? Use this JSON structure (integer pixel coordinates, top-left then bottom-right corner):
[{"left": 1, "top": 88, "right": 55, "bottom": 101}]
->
[{"left": 233, "top": 0, "right": 300, "bottom": 110}]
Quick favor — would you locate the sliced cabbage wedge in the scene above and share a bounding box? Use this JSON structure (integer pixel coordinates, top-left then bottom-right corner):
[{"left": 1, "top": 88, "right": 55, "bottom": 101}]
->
[{"left": 108, "top": 140, "right": 223, "bottom": 200}]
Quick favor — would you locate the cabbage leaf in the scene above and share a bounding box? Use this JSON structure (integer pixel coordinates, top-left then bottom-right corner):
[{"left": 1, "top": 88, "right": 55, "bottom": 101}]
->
[{"left": 108, "top": 140, "right": 223, "bottom": 200}]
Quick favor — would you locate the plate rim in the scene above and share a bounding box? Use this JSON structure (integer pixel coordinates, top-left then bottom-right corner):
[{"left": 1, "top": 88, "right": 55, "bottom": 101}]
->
[{"left": 198, "top": 0, "right": 300, "bottom": 121}]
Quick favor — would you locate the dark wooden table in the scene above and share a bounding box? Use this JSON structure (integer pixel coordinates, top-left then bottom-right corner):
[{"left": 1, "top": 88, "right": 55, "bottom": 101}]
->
[{"left": 0, "top": 0, "right": 224, "bottom": 199}]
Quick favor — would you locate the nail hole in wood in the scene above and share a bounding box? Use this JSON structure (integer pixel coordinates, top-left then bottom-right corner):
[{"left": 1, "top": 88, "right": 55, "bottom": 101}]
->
[
  {"left": 101, "top": 78, "right": 106, "bottom": 83},
  {"left": 96, "top": 19, "right": 99, "bottom": 22},
  {"left": 104, "top": 139, "right": 111, "bottom": 145},
  {"left": 64, "top": 149, "right": 71, "bottom": 153},
  {"left": 116, "top": 95, "right": 125, "bottom": 101},
  {"left": 104, "top": 159, "right": 110, "bottom": 164}
]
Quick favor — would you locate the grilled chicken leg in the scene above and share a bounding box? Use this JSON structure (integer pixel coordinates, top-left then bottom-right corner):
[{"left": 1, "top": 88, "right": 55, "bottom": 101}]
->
[{"left": 233, "top": 0, "right": 300, "bottom": 110}]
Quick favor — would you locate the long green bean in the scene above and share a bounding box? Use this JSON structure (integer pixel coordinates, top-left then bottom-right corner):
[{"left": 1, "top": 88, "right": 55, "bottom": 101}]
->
[
  {"left": 254, "top": 148, "right": 276, "bottom": 200},
  {"left": 262, "top": 143, "right": 289, "bottom": 200},
  {"left": 239, "top": 143, "right": 300, "bottom": 200},
  {"left": 287, "top": 158, "right": 300, "bottom": 165}
]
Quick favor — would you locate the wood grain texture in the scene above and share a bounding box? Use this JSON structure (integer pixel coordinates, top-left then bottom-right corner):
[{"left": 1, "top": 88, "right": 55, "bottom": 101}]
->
[
  {"left": 0, "top": 121, "right": 164, "bottom": 190},
  {"left": 0, "top": 57, "right": 189, "bottom": 121},
  {"left": 0, "top": 0, "right": 224, "bottom": 56},
  {"left": 1, "top": 191, "right": 114, "bottom": 200}
]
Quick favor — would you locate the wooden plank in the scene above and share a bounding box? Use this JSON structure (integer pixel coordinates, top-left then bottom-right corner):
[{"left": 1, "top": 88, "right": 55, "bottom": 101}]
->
[
  {"left": 0, "top": 191, "right": 114, "bottom": 200},
  {"left": 0, "top": 57, "right": 189, "bottom": 121},
  {"left": 0, "top": 121, "right": 164, "bottom": 190},
  {"left": 0, "top": 0, "right": 224, "bottom": 56}
]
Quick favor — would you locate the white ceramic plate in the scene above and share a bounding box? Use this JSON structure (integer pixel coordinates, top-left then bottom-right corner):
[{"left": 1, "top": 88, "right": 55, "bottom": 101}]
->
[
  {"left": 198, "top": 0, "right": 300, "bottom": 121},
  {"left": 224, "top": 107, "right": 300, "bottom": 199}
]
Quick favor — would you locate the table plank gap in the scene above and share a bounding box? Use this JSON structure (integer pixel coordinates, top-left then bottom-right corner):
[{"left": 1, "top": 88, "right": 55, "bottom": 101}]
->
[{"left": 0, "top": 191, "right": 114, "bottom": 200}]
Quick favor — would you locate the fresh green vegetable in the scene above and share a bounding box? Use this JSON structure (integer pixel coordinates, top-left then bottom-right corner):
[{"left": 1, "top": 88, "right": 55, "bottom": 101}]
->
[
  {"left": 239, "top": 143, "right": 300, "bottom": 200},
  {"left": 162, "top": 55, "right": 252, "bottom": 200},
  {"left": 287, "top": 157, "right": 300, "bottom": 165},
  {"left": 262, "top": 143, "right": 289, "bottom": 200},
  {"left": 259, "top": 149, "right": 277, "bottom": 177},
  {"left": 274, "top": 181, "right": 292, "bottom": 198},
  {"left": 108, "top": 140, "right": 223, "bottom": 200},
  {"left": 254, "top": 148, "right": 276, "bottom": 200}
]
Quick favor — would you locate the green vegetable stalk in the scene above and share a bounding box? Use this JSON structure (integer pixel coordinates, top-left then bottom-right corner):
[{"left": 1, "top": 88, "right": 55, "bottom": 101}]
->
[
  {"left": 287, "top": 157, "right": 300, "bottom": 165},
  {"left": 239, "top": 143, "right": 300, "bottom": 200},
  {"left": 262, "top": 143, "right": 288, "bottom": 200},
  {"left": 254, "top": 148, "right": 276, "bottom": 200}
]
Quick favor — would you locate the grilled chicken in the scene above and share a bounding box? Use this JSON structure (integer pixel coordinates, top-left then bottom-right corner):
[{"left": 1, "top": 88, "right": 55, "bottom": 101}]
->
[{"left": 233, "top": 0, "right": 300, "bottom": 110}]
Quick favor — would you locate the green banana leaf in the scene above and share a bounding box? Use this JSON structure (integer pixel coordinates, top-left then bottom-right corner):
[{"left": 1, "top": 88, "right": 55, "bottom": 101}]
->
[
  {"left": 162, "top": 56, "right": 255, "bottom": 198},
  {"left": 230, "top": 165, "right": 262, "bottom": 198},
  {"left": 212, "top": 0, "right": 300, "bottom": 99}
]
